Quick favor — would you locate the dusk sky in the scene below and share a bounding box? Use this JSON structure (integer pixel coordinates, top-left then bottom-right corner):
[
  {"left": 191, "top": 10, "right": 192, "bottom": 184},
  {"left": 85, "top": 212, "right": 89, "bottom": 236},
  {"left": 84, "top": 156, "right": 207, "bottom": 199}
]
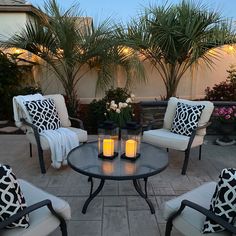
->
[{"left": 29, "top": 0, "right": 236, "bottom": 23}]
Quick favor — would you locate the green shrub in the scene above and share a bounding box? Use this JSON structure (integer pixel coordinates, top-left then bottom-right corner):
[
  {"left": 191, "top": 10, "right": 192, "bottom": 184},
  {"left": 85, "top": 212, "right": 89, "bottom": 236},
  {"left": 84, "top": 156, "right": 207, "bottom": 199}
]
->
[{"left": 205, "top": 66, "right": 236, "bottom": 101}]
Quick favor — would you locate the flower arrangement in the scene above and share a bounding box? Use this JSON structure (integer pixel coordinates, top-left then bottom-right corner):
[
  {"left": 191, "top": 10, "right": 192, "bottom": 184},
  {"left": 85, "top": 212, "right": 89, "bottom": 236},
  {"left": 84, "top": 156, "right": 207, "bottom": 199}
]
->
[
  {"left": 213, "top": 106, "right": 236, "bottom": 122},
  {"left": 105, "top": 94, "right": 135, "bottom": 127}
]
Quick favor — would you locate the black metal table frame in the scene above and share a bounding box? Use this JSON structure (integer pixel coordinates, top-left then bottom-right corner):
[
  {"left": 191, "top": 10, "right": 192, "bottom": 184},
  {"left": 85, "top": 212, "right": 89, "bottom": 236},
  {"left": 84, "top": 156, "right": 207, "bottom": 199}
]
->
[{"left": 82, "top": 176, "right": 155, "bottom": 214}]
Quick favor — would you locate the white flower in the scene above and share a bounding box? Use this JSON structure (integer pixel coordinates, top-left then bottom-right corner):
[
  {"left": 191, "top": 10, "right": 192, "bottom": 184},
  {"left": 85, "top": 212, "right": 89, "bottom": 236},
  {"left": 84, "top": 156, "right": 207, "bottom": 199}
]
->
[
  {"left": 111, "top": 100, "right": 115, "bottom": 104},
  {"left": 104, "top": 113, "right": 107, "bottom": 116},
  {"left": 110, "top": 102, "right": 118, "bottom": 110},
  {"left": 126, "top": 98, "right": 132, "bottom": 103},
  {"left": 130, "top": 94, "right": 135, "bottom": 100},
  {"left": 123, "top": 103, "right": 128, "bottom": 108},
  {"left": 116, "top": 108, "right": 121, "bottom": 113},
  {"left": 118, "top": 102, "right": 123, "bottom": 109}
]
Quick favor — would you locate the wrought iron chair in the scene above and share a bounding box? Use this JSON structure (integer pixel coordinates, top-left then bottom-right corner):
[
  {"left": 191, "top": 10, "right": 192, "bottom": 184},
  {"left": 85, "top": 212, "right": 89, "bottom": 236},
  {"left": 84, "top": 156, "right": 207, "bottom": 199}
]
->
[
  {"left": 143, "top": 97, "right": 214, "bottom": 175},
  {"left": 0, "top": 179, "right": 71, "bottom": 236},
  {"left": 163, "top": 181, "right": 236, "bottom": 236},
  {"left": 13, "top": 94, "right": 88, "bottom": 173}
]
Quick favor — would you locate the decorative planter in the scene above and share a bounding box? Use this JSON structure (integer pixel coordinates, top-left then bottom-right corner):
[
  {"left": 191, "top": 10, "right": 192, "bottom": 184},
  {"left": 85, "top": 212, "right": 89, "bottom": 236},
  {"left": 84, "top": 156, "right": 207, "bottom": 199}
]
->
[{"left": 216, "top": 121, "right": 235, "bottom": 146}]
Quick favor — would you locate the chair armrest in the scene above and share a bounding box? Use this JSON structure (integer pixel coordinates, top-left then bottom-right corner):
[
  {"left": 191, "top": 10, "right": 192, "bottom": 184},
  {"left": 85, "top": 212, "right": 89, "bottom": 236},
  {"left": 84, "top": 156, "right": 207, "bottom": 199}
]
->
[
  {"left": 20, "top": 118, "right": 38, "bottom": 133},
  {"left": 0, "top": 199, "right": 65, "bottom": 229},
  {"left": 196, "top": 122, "right": 212, "bottom": 130},
  {"left": 167, "top": 199, "right": 236, "bottom": 234},
  {"left": 69, "top": 116, "right": 84, "bottom": 129}
]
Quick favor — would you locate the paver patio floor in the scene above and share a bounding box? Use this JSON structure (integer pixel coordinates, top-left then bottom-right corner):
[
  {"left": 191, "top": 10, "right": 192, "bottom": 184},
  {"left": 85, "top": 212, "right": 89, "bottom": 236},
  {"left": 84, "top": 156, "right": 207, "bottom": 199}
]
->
[{"left": 0, "top": 134, "right": 235, "bottom": 236}]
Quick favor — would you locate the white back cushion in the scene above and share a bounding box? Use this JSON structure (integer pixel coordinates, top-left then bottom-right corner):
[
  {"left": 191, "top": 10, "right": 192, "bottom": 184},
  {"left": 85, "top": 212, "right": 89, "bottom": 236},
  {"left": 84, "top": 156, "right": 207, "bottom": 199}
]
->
[
  {"left": 163, "top": 97, "right": 214, "bottom": 136},
  {"left": 44, "top": 94, "right": 71, "bottom": 127}
]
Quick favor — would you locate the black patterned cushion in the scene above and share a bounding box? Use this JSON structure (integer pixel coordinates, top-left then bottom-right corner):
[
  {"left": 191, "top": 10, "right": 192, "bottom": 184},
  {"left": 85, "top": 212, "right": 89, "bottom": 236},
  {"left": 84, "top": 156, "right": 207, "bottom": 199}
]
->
[
  {"left": 0, "top": 164, "right": 29, "bottom": 228},
  {"left": 170, "top": 102, "right": 205, "bottom": 136},
  {"left": 203, "top": 168, "right": 236, "bottom": 233},
  {"left": 25, "top": 98, "right": 61, "bottom": 134}
]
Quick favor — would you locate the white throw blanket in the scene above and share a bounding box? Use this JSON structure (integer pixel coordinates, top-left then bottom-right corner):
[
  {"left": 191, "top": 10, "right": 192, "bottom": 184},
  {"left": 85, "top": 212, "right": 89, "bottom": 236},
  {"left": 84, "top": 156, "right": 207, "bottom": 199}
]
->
[
  {"left": 13, "top": 93, "right": 79, "bottom": 169},
  {"left": 41, "top": 128, "right": 79, "bottom": 169},
  {"left": 12, "top": 93, "right": 44, "bottom": 127}
]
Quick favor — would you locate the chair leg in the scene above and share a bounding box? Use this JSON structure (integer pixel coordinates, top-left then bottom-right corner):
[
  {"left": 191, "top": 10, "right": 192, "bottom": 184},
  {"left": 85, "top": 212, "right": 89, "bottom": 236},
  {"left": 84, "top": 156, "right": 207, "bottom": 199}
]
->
[
  {"left": 29, "top": 143, "right": 32, "bottom": 158},
  {"left": 199, "top": 145, "right": 202, "bottom": 160},
  {"left": 181, "top": 150, "right": 190, "bottom": 175},
  {"left": 59, "top": 219, "right": 68, "bottom": 236},
  {"left": 37, "top": 145, "right": 46, "bottom": 174},
  {"left": 166, "top": 148, "right": 169, "bottom": 153},
  {"left": 165, "top": 218, "right": 173, "bottom": 236}
]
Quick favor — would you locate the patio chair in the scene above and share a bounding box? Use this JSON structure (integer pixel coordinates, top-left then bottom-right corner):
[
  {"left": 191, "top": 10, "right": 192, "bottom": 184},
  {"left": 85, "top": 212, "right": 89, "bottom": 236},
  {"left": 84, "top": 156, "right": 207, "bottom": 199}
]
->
[
  {"left": 13, "top": 94, "right": 88, "bottom": 174},
  {"left": 142, "top": 97, "right": 214, "bottom": 175},
  {"left": 0, "top": 179, "right": 71, "bottom": 236},
  {"left": 163, "top": 181, "right": 236, "bottom": 236}
]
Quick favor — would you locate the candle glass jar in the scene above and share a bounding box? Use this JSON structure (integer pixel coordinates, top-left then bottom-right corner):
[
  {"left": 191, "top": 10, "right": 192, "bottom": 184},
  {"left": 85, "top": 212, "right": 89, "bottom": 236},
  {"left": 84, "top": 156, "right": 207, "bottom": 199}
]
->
[
  {"left": 120, "top": 122, "right": 142, "bottom": 160},
  {"left": 98, "top": 120, "right": 119, "bottom": 159}
]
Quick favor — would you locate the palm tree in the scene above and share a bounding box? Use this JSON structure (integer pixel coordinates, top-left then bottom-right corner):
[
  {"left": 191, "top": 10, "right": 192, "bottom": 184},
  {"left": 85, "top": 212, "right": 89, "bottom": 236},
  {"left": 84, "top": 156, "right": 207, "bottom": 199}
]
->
[
  {"left": 122, "top": 1, "right": 236, "bottom": 99},
  {"left": 2, "top": 0, "right": 145, "bottom": 116}
]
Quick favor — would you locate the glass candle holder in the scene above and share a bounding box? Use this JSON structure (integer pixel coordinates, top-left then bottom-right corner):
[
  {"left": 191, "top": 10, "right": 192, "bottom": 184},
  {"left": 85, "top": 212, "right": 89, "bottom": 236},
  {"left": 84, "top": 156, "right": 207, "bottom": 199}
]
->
[
  {"left": 121, "top": 122, "right": 142, "bottom": 160},
  {"left": 98, "top": 120, "right": 119, "bottom": 159}
]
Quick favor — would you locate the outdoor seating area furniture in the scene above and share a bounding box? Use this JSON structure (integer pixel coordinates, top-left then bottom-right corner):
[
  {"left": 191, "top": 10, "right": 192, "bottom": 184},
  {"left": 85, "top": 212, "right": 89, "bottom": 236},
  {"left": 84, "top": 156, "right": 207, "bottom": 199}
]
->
[
  {"left": 13, "top": 94, "right": 88, "bottom": 174},
  {"left": 143, "top": 97, "right": 214, "bottom": 175},
  {"left": 0, "top": 179, "right": 71, "bottom": 236},
  {"left": 68, "top": 141, "right": 168, "bottom": 214},
  {"left": 163, "top": 181, "right": 236, "bottom": 236}
]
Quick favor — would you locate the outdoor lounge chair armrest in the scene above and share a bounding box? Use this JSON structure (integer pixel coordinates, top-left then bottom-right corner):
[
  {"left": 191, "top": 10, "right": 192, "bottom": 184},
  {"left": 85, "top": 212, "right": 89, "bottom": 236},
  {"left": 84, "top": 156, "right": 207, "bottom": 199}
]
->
[
  {"left": 167, "top": 200, "right": 236, "bottom": 234},
  {"left": 20, "top": 118, "right": 36, "bottom": 130},
  {"left": 69, "top": 116, "right": 84, "bottom": 129},
  {"left": 196, "top": 122, "right": 212, "bottom": 130},
  {"left": 142, "top": 118, "right": 160, "bottom": 131},
  {"left": 0, "top": 199, "right": 65, "bottom": 229}
]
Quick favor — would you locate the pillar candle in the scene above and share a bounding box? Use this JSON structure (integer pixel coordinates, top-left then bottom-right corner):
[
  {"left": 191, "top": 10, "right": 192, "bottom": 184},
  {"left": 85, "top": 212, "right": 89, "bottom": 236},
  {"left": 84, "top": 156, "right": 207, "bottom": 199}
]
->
[
  {"left": 103, "top": 139, "right": 114, "bottom": 157},
  {"left": 125, "top": 139, "right": 137, "bottom": 158}
]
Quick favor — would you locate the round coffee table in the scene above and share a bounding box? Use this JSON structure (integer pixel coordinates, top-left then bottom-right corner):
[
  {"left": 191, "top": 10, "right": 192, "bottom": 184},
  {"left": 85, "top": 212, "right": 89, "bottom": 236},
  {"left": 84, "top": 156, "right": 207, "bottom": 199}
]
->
[{"left": 68, "top": 141, "right": 168, "bottom": 214}]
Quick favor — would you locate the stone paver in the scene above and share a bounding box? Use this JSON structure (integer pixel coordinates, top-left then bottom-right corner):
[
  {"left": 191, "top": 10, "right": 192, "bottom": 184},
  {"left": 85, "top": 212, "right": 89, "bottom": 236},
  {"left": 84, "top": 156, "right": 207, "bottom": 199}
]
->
[{"left": 0, "top": 134, "right": 235, "bottom": 236}]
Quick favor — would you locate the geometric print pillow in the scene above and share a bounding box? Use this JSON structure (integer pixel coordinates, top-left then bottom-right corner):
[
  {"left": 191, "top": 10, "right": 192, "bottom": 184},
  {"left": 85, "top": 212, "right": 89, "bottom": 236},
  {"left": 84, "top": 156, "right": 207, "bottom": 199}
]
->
[
  {"left": 203, "top": 168, "right": 236, "bottom": 233},
  {"left": 170, "top": 102, "right": 205, "bottom": 136},
  {"left": 0, "top": 164, "right": 29, "bottom": 228},
  {"left": 25, "top": 98, "right": 61, "bottom": 134}
]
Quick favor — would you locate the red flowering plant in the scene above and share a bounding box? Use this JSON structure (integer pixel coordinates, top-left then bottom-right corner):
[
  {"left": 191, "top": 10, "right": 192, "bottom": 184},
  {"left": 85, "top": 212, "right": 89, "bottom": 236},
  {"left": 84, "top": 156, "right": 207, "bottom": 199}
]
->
[{"left": 213, "top": 106, "right": 236, "bottom": 122}]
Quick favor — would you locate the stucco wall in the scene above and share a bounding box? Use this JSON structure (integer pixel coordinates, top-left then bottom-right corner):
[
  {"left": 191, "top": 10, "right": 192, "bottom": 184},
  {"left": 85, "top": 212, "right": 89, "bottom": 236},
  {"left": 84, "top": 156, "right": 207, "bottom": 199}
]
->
[
  {"left": 35, "top": 47, "right": 236, "bottom": 103},
  {"left": 0, "top": 12, "right": 27, "bottom": 40}
]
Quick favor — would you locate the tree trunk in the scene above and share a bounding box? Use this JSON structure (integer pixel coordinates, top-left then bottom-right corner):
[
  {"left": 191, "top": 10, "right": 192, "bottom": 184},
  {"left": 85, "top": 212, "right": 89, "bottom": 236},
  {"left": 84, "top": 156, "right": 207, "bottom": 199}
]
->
[
  {"left": 165, "top": 71, "right": 179, "bottom": 100},
  {"left": 65, "top": 81, "right": 78, "bottom": 117}
]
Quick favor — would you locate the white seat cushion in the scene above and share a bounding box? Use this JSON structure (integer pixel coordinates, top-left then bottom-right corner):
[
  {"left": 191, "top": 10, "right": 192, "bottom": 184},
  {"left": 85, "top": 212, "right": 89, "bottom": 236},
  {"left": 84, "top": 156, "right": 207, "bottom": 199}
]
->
[
  {"left": 26, "top": 127, "right": 87, "bottom": 150},
  {"left": 143, "top": 128, "right": 204, "bottom": 151},
  {"left": 163, "top": 182, "right": 231, "bottom": 236},
  {"left": 1, "top": 179, "right": 71, "bottom": 236}
]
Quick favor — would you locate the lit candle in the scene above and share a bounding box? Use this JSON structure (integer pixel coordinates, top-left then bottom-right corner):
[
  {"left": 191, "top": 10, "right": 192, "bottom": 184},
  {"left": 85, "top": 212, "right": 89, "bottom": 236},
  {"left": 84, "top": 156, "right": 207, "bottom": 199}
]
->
[
  {"left": 103, "top": 139, "right": 114, "bottom": 157},
  {"left": 125, "top": 139, "right": 137, "bottom": 158}
]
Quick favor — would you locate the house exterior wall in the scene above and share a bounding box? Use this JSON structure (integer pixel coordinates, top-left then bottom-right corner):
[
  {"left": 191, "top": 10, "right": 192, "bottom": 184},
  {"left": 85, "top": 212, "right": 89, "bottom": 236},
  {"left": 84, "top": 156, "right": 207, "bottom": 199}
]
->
[
  {"left": 0, "top": 12, "right": 28, "bottom": 40},
  {"left": 36, "top": 48, "right": 236, "bottom": 103}
]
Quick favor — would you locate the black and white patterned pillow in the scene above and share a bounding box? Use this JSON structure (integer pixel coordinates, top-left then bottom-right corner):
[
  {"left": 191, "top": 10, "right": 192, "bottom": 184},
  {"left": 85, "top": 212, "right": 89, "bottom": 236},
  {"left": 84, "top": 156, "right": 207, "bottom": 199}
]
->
[
  {"left": 0, "top": 164, "right": 29, "bottom": 228},
  {"left": 203, "top": 168, "right": 236, "bottom": 233},
  {"left": 25, "top": 98, "right": 61, "bottom": 133},
  {"left": 170, "top": 102, "right": 205, "bottom": 136}
]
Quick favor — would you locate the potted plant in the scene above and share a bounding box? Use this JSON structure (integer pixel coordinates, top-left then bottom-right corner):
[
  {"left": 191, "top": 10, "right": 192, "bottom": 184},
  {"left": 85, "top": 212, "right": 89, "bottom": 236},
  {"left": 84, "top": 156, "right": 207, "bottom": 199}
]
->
[{"left": 213, "top": 106, "right": 236, "bottom": 145}]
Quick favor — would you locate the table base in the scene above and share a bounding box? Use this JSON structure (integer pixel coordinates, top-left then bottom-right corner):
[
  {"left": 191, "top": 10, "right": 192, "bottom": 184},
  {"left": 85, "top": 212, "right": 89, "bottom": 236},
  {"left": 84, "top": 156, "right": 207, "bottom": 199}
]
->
[{"left": 82, "top": 177, "right": 155, "bottom": 214}]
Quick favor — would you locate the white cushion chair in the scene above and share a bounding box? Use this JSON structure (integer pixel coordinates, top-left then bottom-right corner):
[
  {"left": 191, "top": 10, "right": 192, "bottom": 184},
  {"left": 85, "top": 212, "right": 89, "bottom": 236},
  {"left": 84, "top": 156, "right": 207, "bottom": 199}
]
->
[
  {"left": 163, "top": 182, "right": 236, "bottom": 236},
  {"left": 0, "top": 179, "right": 71, "bottom": 236},
  {"left": 143, "top": 97, "right": 214, "bottom": 175},
  {"left": 13, "top": 94, "right": 88, "bottom": 173}
]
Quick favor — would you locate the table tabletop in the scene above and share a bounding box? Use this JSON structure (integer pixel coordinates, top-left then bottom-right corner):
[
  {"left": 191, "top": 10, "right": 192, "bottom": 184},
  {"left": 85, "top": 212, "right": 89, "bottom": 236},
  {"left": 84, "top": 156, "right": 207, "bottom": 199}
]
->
[{"left": 68, "top": 141, "right": 168, "bottom": 180}]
